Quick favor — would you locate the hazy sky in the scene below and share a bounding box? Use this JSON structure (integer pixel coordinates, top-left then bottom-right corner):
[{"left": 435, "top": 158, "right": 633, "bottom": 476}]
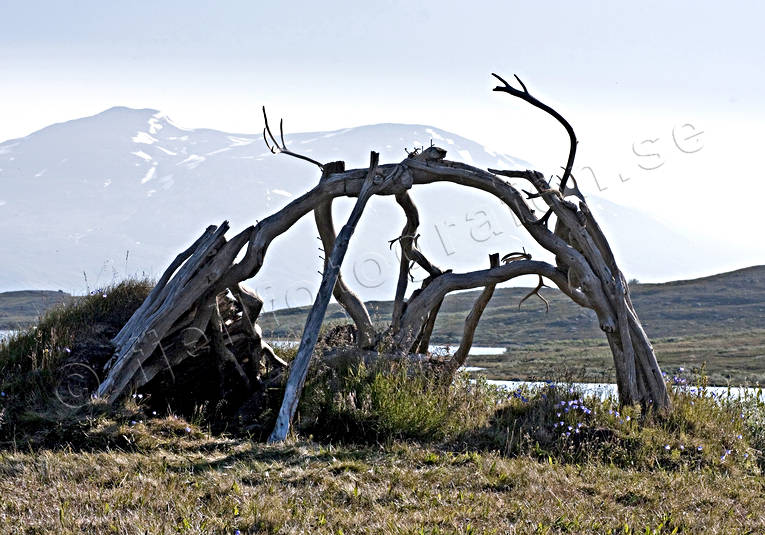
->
[{"left": 2, "top": 1, "right": 764, "bottom": 268}]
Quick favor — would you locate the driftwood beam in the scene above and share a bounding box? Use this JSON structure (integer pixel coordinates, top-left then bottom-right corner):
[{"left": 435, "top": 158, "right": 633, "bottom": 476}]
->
[{"left": 95, "top": 74, "right": 670, "bottom": 426}]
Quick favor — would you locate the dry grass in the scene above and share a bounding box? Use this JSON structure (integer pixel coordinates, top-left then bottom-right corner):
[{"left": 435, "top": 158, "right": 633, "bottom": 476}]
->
[
  {"left": 1, "top": 379, "right": 763, "bottom": 534},
  {"left": 1, "top": 430, "right": 763, "bottom": 534},
  {"left": 2, "top": 278, "right": 765, "bottom": 533}
]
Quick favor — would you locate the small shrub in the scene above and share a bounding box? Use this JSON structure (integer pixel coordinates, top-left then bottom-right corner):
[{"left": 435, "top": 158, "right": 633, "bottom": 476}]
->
[
  {"left": 460, "top": 373, "right": 763, "bottom": 472},
  {"left": 298, "top": 360, "right": 499, "bottom": 443}
]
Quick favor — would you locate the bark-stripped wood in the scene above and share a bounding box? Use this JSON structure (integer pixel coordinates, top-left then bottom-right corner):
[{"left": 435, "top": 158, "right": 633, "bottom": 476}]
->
[
  {"left": 446, "top": 253, "right": 500, "bottom": 375},
  {"left": 95, "top": 75, "right": 670, "bottom": 442},
  {"left": 391, "top": 190, "right": 442, "bottom": 334},
  {"left": 269, "top": 152, "right": 391, "bottom": 442}
]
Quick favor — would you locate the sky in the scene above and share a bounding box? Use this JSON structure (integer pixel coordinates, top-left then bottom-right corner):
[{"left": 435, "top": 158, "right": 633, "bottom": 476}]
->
[{"left": 2, "top": 0, "right": 764, "bottom": 270}]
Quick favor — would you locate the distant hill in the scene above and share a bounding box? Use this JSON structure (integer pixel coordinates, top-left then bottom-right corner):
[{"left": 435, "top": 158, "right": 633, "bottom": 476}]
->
[
  {"left": 258, "top": 265, "right": 765, "bottom": 384},
  {"left": 0, "top": 290, "right": 72, "bottom": 330},
  {"left": 259, "top": 265, "right": 765, "bottom": 346},
  {"left": 5, "top": 266, "right": 762, "bottom": 344}
]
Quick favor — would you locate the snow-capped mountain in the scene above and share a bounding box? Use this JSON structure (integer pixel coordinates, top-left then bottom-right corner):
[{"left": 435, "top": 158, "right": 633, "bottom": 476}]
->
[{"left": 0, "top": 107, "right": 707, "bottom": 309}]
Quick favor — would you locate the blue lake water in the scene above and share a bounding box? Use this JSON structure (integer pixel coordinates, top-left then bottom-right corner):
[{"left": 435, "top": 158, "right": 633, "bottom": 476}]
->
[
  {"left": 269, "top": 339, "right": 506, "bottom": 357},
  {"left": 483, "top": 379, "right": 765, "bottom": 402},
  {"left": 271, "top": 340, "right": 764, "bottom": 401}
]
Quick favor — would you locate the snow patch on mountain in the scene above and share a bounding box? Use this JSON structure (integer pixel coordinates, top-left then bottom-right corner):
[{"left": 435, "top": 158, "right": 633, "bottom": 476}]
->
[
  {"left": 140, "top": 166, "right": 156, "bottom": 184},
  {"left": 178, "top": 154, "right": 205, "bottom": 169},
  {"left": 132, "top": 132, "right": 158, "bottom": 144}
]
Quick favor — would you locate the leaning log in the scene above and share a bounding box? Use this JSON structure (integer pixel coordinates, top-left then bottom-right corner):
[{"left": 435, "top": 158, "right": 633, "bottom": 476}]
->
[{"left": 269, "top": 152, "right": 394, "bottom": 442}]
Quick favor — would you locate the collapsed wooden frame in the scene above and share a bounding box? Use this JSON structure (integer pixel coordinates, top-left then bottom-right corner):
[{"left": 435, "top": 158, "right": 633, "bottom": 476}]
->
[{"left": 95, "top": 74, "right": 669, "bottom": 443}]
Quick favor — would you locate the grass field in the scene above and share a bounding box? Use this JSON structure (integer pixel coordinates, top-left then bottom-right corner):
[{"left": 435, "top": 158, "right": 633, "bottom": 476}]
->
[
  {"left": 1, "top": 376, "right": 764, "bottom": 534},
  {"left": 468, "top": 329, "right": 765, "bottom": 386},
  {"left": 1, "top": 278, "right": 765, "bottom": 533},
  {"left": 2, "top": 436, "right": 764, "bottom": 534}
]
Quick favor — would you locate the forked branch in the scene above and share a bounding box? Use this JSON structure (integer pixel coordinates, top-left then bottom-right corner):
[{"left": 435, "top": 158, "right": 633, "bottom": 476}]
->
[
  {"left": 262, "top": 106, "right": 325, "bottom": 170},
  {"left": 518, "top": 275, "right": 550, "bottom": 313},
  {"left": 491, "top": 73, "right": 577, "bottom": 194}
]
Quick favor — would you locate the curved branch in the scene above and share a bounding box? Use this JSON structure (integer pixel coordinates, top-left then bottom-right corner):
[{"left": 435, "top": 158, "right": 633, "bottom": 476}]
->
[
  {"left": 491, "top": 73, "right": 577, "bottom": 194},
  {"left": 404, "top": 159, "right": 613, "bottom": 327},
  {"left": 395, "top": 259, "right": 583, "bottom": 350},
  {"left": 391, "top": 190, "right": 443, "bottom": 333}
]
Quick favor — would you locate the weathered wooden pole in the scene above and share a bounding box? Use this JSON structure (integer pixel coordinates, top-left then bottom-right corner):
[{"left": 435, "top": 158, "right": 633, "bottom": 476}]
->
[{"left": 269, "top": 152, "right": 385, "bottom": 442}]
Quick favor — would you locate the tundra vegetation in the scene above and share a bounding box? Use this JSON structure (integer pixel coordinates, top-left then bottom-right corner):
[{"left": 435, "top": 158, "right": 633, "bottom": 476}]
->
[{"left": 0, "top": 76, "right": 763, "bottom": 533}]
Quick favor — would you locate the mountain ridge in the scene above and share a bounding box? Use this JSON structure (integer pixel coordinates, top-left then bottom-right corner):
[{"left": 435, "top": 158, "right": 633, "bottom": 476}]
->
[{"left": 0, "top": 107, "right": 740, "bottom": 306}]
